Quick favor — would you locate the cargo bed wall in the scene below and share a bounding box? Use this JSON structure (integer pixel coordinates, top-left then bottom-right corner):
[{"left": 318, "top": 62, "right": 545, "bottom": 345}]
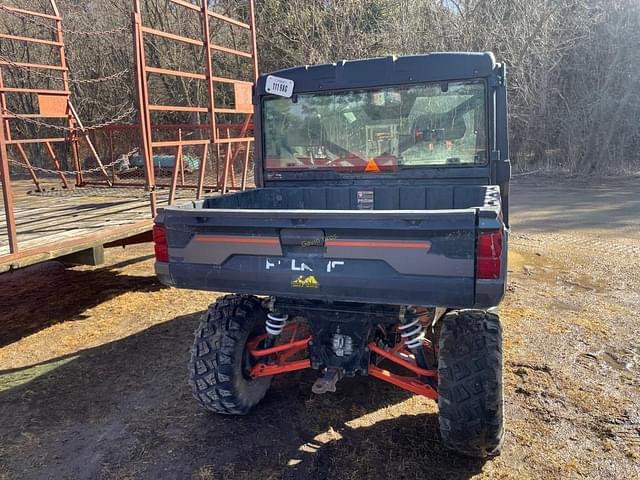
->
[
  {"left": 159, "top": 185, "right": 504, "bottom": 308},
  {"left": 203, "top": 185, "right": 499, "bottom": 211}
]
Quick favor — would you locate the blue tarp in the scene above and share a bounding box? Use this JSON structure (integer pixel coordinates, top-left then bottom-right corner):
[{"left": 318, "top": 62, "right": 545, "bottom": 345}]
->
[{"left": 129, "top": 154, "right": 200, "bottom": 171}]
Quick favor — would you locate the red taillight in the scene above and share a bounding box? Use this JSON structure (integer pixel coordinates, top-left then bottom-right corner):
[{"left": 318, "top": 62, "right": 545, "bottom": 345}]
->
[
  {"left": 153, "top": 224, "right": 169, "bottom": 263},
  {"left": 477, "top": 230, "right": 503, "bottom": 279}
]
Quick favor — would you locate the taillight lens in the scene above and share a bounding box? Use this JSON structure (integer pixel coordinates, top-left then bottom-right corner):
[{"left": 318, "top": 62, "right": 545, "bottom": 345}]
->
[
  {"left": 477, "top": 230, "right": 503, "bottom": 279},
  {"left": 153, "top": 224, "right": 169, "bottom": 263}
]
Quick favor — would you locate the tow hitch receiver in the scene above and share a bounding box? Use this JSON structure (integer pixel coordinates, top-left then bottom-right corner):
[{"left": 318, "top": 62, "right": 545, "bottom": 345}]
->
[{"left": 312, "top": 367, "right": 343, "bottom": 394}]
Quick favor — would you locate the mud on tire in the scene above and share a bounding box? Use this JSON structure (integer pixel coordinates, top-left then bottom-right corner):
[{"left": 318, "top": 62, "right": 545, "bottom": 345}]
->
[
  {"left": 189, "top": 294, "right": 272, "bottom": 415},
  {"left": 437, "top": 310, "right": 504, "bottom": 458}
]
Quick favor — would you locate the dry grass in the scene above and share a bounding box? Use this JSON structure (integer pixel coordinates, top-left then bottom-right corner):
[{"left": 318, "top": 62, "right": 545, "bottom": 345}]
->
[{"left": 0, "top": 177, "right": 639, "bottom": 479}]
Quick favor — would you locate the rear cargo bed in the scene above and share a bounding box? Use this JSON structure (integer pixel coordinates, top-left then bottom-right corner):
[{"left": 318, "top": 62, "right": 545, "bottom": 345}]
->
[
  {"left": 156, "top": 185, "right": 504, "bottom": 308},
  {"left": 203, "top": 184, "right": 498, "bottom": 211}
]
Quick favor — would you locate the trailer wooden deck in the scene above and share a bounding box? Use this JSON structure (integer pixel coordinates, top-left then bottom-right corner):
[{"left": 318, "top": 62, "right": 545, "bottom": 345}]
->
[{"left": 0, "top": 181, "right": 164, "bottom": 272}]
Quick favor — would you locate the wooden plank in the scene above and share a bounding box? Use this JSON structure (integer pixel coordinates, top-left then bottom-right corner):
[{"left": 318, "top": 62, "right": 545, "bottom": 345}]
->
[
  {"left": 0, "top": 200, "right": 110, "bottom": 225},
  {"left": 0, "top": 200, "right": 154, "bottom": 246},
  {"left": 0, "top": 219, "right": 153, "bottom": 272},
  {"left": 0, "top": 191, "right": 157, "bottom": 228},
  {"left": 7, "top": 217, "right": 149, "bottom": 248},
  {"left": 58, "top": 246, "right": 105, "bottom": 266},
  {"left": 1, "top": 200, "right": 152, "bottom": 233},
  {"left": 0, "top": 192, "right": 153, "bottom": 218}
]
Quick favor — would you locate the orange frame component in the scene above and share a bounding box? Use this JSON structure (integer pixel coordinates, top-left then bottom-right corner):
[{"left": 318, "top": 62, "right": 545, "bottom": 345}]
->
[
  {"left": 132, "top": 0, "right": 259, "bottom": 214},
  {"left": 0, "top": 0, "right": 110, "bottom": 255},
  {"left": 243, "top": 320, "right": 438, "bottom": 400},
  {"left": 246, "top": 322, "right": 311, "bottom": 379},
  {"left": 368, "top": 342, "right": 438, "bottom": 399}
]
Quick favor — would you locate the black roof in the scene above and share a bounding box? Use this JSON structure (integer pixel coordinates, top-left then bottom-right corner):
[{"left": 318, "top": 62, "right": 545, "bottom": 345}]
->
[{"left": 256, "top": 52, "right": 497, "bottom": 95}]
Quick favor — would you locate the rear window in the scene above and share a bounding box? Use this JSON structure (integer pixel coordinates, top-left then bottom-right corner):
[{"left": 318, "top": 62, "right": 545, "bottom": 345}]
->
[{"left": 262, "top": 80, "right": 487, "bottom": 172}]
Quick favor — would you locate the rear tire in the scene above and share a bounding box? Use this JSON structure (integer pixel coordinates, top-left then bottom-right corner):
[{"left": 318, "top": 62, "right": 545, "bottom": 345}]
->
[
  {"left": 437, "top": 310, "right": 504, "bottom": 457},
  {"left": 189, "top": 294, "right": 272, "bottom": 415}
]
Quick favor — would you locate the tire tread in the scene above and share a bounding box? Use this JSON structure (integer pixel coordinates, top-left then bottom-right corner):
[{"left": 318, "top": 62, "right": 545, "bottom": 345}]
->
[
  {"left": 438, "top": 309, "right": 504, "bottom": 457},
  {"left": 188, "top": 294, "right": 271, "bottom": 415}
]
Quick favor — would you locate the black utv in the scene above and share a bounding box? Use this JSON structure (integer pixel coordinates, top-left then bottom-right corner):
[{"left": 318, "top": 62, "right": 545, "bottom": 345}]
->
[{"left": 154, "top": 52, "right": 510, "bottom": 457}]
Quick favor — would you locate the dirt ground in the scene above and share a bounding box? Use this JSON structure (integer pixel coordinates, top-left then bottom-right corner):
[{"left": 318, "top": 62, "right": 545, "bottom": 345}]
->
[{"left": 0, "top": 175, "right": 639, "bottom": 480}]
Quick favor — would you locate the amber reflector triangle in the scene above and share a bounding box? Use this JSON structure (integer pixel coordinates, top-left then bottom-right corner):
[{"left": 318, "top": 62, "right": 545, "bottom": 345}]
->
[{"left": 365, "top": 158, "right": 381, "bottom": 172}]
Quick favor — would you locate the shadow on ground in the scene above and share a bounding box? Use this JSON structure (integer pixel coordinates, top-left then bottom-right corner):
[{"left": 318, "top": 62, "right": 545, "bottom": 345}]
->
[
  {"left": 0, "top": 311, "right": 487, "bottom": 480},
  {"left": 0, "top": 255, "right": 161, "bottom": 347}
]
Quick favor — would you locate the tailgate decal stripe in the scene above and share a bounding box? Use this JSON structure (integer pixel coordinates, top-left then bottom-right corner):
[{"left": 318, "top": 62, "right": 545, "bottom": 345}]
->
[
  {"left": 181, "top": 234, "right": 282, "bottom": 264},
  {"left": 326, "top": 239, "right": 431, "bottom": 250},
  {"left": 195, "top": 235, "right": 280, "bottom": 245}
]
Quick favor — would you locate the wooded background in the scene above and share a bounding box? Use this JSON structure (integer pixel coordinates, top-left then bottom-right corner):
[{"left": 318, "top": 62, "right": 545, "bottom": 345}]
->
[{"left": 1, "top": 0, "right": 639, "bottom": 174}]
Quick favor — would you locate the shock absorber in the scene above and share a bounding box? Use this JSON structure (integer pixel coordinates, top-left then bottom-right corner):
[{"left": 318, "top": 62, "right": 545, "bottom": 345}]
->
[
  {"left": 399, "top": 314, "right": 424, "bottom": 349},
  {"left": 399, "top": 306, "right": 431, "bottom": 370},
  {"left": 266, "top": 311, "right": 288, "bottom": 336},
  {"left": 263, "top": 309, "right": 288, "bottom": 350}
]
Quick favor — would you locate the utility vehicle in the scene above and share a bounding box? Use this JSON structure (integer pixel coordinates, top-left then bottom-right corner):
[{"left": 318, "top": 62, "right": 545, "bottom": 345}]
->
[{"left": 153, "top": 52, "right": 510, "bottom": 457}]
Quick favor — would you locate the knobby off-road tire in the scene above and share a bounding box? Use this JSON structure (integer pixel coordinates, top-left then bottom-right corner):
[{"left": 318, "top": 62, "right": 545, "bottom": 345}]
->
[
  {"left": 189, "top": 294, "right": 272, "bottom": 415},
  {"left": 437, "top": 310, "right": 504, "bottom": 458}
]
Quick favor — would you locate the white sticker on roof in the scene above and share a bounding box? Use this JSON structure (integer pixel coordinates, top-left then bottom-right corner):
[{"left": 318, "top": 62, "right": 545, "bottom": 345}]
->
[{"left": 265, "top": 75, "right": 294, "bottom": 98}]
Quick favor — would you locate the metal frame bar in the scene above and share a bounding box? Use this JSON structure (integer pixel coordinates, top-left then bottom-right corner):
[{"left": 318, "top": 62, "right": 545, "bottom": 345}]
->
[
  {"left": 0, "top": 61, "right": 66, "bottom": 71},
  {"left": 0, "top": 88, "right": 70, "bottom": 95},
  {"left": 368, "top": 342, "right": 438, "bottom": 399},
  {"left": 132, "top": 0, "right": 156, "bottom": 215},
  {"left": 0, "top": 0, "right": 110, "bottom": 255},
  {"left": 0, "top": 33, "right": 63, "bottom": 46},
  {"left": 133, "top": 0, "right": 258, "bottom": 209},
  {"left": 140, "top": 26, "right": 203, "bottom": 47},
  {"left": 246, "top": 322, "right": 312, "bottom": 378},
  {"left": 15, "top": 144, "right": 41, "bottom": 191},
  {"left": 68, "top": 101, "right": 112, "bottom": 186},
  {"left": 0, "top": 5, "right": 60, "bottom": 20},
  {"left": 43, "top": 141, "right": 69, "bottom": 188},
  {"left": 242, "top": 322, "right": 438, "bottom": 400},
  {"left": 0, "top": 66, "right": 17, "bottom": 253},
  {"left": 5, "top": 138, "right": 67, "bottom": 145},
  {"left": 201, "top": 0, "right": 218, "bottom": 145},
  {"left": 145, "top": 66, "right": 206, "bottom": 80}
]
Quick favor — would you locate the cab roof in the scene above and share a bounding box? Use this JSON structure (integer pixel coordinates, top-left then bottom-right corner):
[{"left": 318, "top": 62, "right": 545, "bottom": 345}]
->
[{"left": 256, "top": 52, "right": 497, "bottom": 95}]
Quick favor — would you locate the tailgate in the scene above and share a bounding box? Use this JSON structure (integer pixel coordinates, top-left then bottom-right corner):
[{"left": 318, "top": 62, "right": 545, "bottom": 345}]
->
[{"left": 158, "top": 208, "right": 478, "bottom": 307}]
